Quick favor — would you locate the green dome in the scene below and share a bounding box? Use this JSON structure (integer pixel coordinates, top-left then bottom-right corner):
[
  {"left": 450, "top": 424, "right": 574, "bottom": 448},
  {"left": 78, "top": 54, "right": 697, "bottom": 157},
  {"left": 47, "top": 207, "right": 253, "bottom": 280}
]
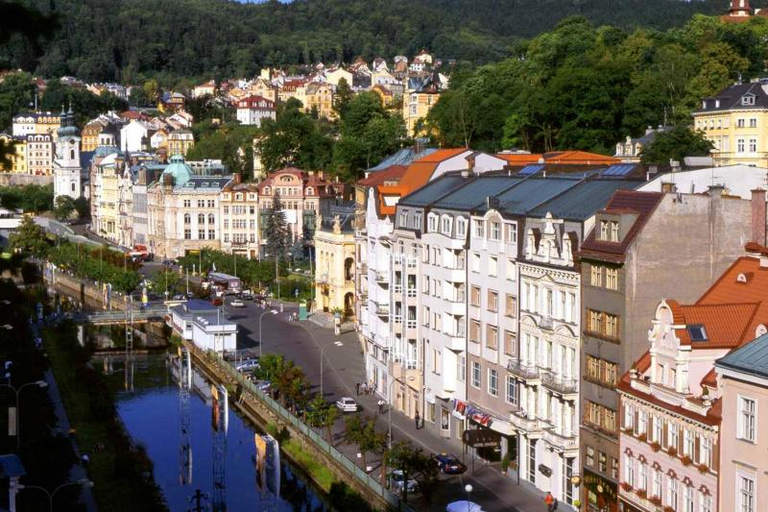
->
[{"left": 163, "top": 154, "right": 193, "bottom": 187}]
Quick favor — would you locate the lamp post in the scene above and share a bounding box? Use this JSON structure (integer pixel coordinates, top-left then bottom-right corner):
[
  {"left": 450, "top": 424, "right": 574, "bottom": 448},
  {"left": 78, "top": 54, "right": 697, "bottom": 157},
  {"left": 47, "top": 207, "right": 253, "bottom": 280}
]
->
[
  {"left": 18, "top": 478, "right": 93, "bottom": 512},
  {"left": 386, "top": 378, "right": 398, "bottom": 448},
  {"left": 319, "top": 341, "right": 343, "bottom": 398},
  {"left": 1, "top": 380, "right": 47, "bottom": 451},
  {"left": 464, "top": 483, "right": 473, "bottom": 511},
  {"left": 258, "top": 309, "right": 278, "bottom": 358}
]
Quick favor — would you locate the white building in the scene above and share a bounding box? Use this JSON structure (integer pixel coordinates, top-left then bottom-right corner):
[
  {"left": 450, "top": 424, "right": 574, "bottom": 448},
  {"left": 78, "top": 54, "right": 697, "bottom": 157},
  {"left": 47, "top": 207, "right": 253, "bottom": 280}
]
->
[
  {"left": 169, "top": 300, "right": 237, "bottom": 353},
  {"left": 120, "top": 120, "right": 151, "bottom": 153},
  {"left": 53, "top": 108, "right": 84, "bottom": 201},
  {"left": 640, "top": 164, "right": 768, "bottom": 199},
  {"left": 236, "top": 95, "right": 276, "bottom": 127}
]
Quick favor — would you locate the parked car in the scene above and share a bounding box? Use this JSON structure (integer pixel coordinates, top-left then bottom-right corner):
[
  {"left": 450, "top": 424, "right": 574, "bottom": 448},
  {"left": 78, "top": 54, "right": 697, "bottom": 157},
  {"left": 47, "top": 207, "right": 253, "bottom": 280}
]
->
[
  {"left": 389, "top": 470, "right": 419, "bottom": 494},
  {"left": 434, "top": 453, "right": 467, "bottom": 474},
  {"left": 230, "top": 299, "right": 246, "bottom": 308},
  {"left": 335, "top": 397, "right": 358, "bottom": 413},
  {"left": 235, "top": 359, "right": 260, "bottom": 372},
  {"left": 211, "top": 297, "right": 223, "bottom": 307}
]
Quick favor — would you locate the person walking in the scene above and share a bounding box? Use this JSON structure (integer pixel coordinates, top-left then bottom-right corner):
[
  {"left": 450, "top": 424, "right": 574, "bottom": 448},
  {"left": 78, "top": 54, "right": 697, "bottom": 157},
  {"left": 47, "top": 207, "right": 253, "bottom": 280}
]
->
[
  {"left": 545, "top": 491, "right": 555, "bottom": 512},
  {"left": 414, "top": 411, "right": 420, "bottom": 430},
  {"left": 378, "top": 399, "right": 385, "bottom": 414},
  {"left": 356, "top": 382, "right": 360, "bottom": 396}
]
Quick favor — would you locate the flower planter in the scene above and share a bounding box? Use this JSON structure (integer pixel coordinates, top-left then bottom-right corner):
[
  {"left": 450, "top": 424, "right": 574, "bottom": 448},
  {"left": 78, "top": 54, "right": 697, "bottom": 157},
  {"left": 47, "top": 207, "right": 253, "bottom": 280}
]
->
[
  {"left": 681, "top": 455, "right": 692, "bottom": 466},
  {"left": 650, "top": 442, "right": 661, "bottom": 452}
]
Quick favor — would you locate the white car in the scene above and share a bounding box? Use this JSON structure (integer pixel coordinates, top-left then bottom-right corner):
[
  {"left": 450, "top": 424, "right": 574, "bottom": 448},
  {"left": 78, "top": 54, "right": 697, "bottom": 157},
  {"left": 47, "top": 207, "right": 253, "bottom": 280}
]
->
[
  {"left": 389, "top": 470, "right": 419, "bottom": 494},
  {"left": 230, "top": 299, "right": 246, "bottom": 308},
  {"left": 235, "top": 359, "right": 260, "bottom": 372},
  {"left": 335, "top": 397, "right": 358, "bottom": 413}
]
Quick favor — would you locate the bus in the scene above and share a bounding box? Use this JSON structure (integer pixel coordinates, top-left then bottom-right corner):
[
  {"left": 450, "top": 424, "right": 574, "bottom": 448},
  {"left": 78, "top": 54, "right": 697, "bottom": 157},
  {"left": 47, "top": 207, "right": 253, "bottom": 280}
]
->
[{"left": 208, "top": 272, "right": 242, "bottom": 294}]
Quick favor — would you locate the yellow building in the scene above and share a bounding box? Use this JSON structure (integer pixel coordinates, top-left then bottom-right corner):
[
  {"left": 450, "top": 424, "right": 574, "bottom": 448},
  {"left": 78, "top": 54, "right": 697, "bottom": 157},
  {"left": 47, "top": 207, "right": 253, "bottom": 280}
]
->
[
  {"left": 693, "top": 80, "right": 768, "bottom": 166},
  {"left": 305, "top": 83, "right": 335, "bottom": 119},
  {"left": 403, "top": 72, "right": 443, "bottom": 136},
  {"left": 168, "top": 130, "right": 194, "bottom": 157},
  {"left": 314, "top": 213, "right": 356, "bottom": 317},
  {"left": 12, "top": 112, "right": 61, "bottom": 140},
  {"left": 0, "top": 134, "right": 27, "bottom": 174},
  {"left": 26, "top": 134, "right": 54, "bottom": 176},
  {"left": 249, "top": 78, "right": 278, "bottom": 103}
]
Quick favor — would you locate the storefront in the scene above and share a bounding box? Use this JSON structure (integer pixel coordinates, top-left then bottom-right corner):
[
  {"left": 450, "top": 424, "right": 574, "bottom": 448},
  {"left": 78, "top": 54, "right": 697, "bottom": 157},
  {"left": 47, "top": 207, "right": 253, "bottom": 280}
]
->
[
  {"left": 454, "top": 399, "right": 517, "bottom": 463},
  {"left": 583, "top": 469, "right": 618, "bottom": 512}
]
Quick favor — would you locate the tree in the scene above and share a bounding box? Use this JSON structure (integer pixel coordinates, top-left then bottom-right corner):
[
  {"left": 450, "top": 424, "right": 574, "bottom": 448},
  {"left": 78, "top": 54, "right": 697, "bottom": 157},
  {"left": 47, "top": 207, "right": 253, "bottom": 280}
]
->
[
  {"left": 263, "top": 191, "right": 291, "bottom": 261},
  {"left": 0, "top": 72, "right": 34, "bottom": 131},
  {"left": 143, "top": 79, "right": 161, "bottom": 106},
  {"left": 640, "top": 126, "right": 714, "bottom": 164},
  {"left": 333, "top": 78, "right": 354, "bottom": 119},
  {"left": 53, "top": 195, "right": 75, "bottom": 221},
  {"left": 8, "top": 216, "right": 49, "bottom": 257},
  {"left": 73, "top": 197, "right": 89, "bottom": 219},
  {"left": 386, "top": 441, "right": 423, "bottom": 503},
  {"left": 343, "top": 415, "right": 386, "bottom": 470}
]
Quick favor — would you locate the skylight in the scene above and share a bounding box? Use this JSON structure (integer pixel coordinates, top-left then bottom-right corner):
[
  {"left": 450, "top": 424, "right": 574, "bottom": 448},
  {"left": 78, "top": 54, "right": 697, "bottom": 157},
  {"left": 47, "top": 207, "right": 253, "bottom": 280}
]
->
[{"left": 688, "top": 325, "right": 708, "bottom": 342}]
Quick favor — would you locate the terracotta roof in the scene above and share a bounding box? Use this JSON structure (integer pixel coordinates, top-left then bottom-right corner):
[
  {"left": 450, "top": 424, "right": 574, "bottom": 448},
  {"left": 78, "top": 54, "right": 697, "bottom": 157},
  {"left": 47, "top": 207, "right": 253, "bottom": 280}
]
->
[
  {"left": 397, "top": 148, "right": 468, "bottom": 191},
  {"left": 675, "top": 303, "right": 759, "bottom": 348},
  {"left": 236, "top": 95, "right": 275, "bottom": 109},
  {"left": 495, "top": 153, "right": 543, "bottom": 165},
  {"left": 357, "top": 165, "right": 407, "bottom": 187},
  {"left": 579, "top": 190, "right": 664, "bottom": 261},
  {"left": 541, "top": 150, "right": 620, "bottom": 165}
]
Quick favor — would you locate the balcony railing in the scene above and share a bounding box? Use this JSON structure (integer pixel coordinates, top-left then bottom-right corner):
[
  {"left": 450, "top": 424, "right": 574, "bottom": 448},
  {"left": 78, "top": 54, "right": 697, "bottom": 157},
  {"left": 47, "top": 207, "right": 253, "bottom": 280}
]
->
[
  {"left": 539, "top": 316, "right": 554, "bottom": 330},
  {"left": 374, "top": 303, "right": 390, "bottom": 316},
  {"left": 542, "top": 372, "right": 578, "bottom": 394},
  {"left": 542, "top": 427, "right": 578, "bottom": 450},
  {"left": 507, "top": 360, "right": 540, "bottom": 380},
  {"left": 375, "top": 271, "right": 389, "bottom": 283},
  {"left": 510, "top": 411, "right": 541, "bottom": 431}
]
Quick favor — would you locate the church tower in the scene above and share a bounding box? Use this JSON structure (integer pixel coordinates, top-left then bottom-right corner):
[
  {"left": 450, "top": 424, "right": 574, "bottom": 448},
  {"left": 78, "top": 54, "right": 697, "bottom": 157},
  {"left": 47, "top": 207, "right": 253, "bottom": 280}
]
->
[{"left": 53, "top": 104, "right": 83, "bottom": 201}]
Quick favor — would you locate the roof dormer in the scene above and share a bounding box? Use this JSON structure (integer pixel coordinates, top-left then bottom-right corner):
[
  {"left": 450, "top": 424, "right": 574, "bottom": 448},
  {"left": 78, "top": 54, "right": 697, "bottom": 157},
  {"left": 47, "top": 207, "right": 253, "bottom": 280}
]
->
[{"left": 741, "top": 93, "right": 756, "bottom": 106}]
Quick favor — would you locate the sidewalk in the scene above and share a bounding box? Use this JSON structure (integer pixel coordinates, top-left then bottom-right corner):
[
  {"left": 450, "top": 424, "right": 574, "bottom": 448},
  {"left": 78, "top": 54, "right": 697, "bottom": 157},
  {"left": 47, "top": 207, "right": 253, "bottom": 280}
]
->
[{"left": 295, "top": 317, "right": 550, "bottom": 512}]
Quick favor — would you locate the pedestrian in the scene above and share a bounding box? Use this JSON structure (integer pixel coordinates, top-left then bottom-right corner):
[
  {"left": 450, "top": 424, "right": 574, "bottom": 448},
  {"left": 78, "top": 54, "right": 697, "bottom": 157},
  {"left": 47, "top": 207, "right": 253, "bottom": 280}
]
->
[
  {"left": 361, "top": 382, "right": 368, "bottom": 395},
  {"left": 378, "top": 399, "right": 384, "bottom": 414},
  {"left": 356, "top": 382, "right": 360, "bottom": 396},
  {"left": 414, "top": 411, "right": 420, "bottom": 430},
  {"left": 545, "top": 491, "right": 555, "bottom": 512}
]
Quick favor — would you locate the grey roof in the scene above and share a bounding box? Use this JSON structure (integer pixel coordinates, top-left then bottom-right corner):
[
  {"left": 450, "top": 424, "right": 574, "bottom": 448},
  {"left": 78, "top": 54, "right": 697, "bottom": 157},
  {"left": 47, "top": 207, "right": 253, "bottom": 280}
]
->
[
  {"left": 367, "top": 147, "right": 437, "bottom": 172},
  {"left": 697, "top": 80, "right": 768, "bottom": 113},
  {"left": 432, "top": 176, "right": 521, "bottom": 210},
  {"left": 399, "top": 175, "right": 469, "bottom": 207},
  {"left": 527, "top": 179, "right": 644, "bottom": 221},
  {"left": 178, "top": 176, "right": 232, "bottom": 191},
  {"left": 478, "top": 176, "right": 583, "bottom": 215},
  {"left": 716, "top": 332, "right": 768, "bottom": 380}
]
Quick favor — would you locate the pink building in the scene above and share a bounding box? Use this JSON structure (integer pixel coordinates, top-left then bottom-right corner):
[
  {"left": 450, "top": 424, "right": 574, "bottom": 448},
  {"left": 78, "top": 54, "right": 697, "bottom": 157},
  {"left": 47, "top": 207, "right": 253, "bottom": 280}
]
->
[{"left": 618, "top": 246, "right": 768, "bottom": 512}]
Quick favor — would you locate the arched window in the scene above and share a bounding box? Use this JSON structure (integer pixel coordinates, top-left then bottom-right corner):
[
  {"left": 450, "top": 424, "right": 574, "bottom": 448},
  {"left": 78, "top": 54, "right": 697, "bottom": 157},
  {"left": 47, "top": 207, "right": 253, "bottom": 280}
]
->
[
  {"left": 306, "top": 187, "right": 313, "bottom": 195},
  {"left": 208, "top": 213, "right": 215, "bottom": 224},
  {"left": 263, "top": 187, "right": 270, "bottom": 195},
  {"left": 198, "top": 213, "right": 205, "bottom": 224},
  {"left": 184, "top": 213, "right": 191, "bottom": 224},
  {"left": 70, "top": 149, "right": 75, "bottom": 159}
]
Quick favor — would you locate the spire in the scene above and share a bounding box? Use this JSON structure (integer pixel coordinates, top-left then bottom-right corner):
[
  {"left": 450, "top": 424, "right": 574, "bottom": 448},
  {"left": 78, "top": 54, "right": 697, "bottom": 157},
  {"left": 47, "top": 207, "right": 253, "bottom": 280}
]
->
[{"left": 68, "top": 101, "right": 73, "bottom": 115}]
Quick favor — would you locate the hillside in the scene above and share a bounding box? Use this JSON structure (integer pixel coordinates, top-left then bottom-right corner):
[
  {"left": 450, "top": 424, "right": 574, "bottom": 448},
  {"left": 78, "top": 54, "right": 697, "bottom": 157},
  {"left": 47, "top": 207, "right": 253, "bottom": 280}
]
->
[{"left": 1, "top": 0, "right": 730, "bottom": 83}]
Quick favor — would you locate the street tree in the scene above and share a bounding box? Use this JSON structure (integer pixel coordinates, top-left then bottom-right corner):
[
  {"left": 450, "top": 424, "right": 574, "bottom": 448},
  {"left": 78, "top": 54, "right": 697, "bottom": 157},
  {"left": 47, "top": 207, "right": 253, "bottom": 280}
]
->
[
  {"left": 386, "top": 441, "right": 423, "bottom": 503},
  {"left": 263, "top": 191, "right": 291, "bottom": 261},
  {"left": 73, "top": 196, "right": 90, "bottom": 219},
  {"left": 344, "top": 415, "right": 386, "bottom": 470},
  {"left": 53, "top": 195, "right": 75, "bottom": 221},
  {"left": 8, "top": 215, "right": 49, "bottom": 257}
]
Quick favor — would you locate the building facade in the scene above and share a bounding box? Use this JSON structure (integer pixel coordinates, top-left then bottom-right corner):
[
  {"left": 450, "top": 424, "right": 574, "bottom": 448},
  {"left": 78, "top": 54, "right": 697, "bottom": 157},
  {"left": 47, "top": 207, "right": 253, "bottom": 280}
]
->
[
  {"left": 314, "top": 212, "right": 356, "bottom": 317},
  {"left": 235, "top": 95, "right": 276, "bottom": 127},
  {"left": 220, "top": 177, "right": 260, "bottom": 259}
]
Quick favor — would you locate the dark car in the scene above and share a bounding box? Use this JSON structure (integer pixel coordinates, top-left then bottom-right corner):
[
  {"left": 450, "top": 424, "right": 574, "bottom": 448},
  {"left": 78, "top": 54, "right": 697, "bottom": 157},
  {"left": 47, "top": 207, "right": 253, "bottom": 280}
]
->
[{"left": 434, "top": 453, "right": 467, "bottom": 474}]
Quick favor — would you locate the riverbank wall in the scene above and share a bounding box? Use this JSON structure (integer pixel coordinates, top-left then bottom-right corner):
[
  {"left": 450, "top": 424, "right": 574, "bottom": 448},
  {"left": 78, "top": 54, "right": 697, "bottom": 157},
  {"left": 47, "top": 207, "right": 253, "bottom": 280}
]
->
[{"left": 182, "top": 340, "right": 414, "bottom": 512}]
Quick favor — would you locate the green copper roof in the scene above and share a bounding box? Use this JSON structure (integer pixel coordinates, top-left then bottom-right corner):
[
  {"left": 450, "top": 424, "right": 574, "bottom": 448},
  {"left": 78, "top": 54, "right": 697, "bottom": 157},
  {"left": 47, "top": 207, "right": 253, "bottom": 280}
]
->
[
  {"left": 163, "top": 154, "right": 193, "bottom": 187},
  {"left": 716, "top": 332, "right": 768, "bottom": 380}
]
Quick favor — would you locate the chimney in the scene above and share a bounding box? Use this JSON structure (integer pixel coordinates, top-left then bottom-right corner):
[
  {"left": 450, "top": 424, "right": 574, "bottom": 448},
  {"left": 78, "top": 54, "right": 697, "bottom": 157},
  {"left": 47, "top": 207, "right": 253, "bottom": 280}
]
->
[
  {"left": 708, "top": 184, "right": 725, "bottom": 198},
  {"left": 661, "top": 182, "right": 677, "bottom": 194},
  {"left": 752, "top": 188, "right": 767, "bottom": 246}
]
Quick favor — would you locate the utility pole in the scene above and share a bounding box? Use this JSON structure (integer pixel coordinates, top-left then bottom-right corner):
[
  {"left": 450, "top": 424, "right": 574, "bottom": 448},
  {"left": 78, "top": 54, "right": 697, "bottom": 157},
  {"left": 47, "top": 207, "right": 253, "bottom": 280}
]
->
[{"left": 189, "top": 488, "right": 208, "bottom": 512}]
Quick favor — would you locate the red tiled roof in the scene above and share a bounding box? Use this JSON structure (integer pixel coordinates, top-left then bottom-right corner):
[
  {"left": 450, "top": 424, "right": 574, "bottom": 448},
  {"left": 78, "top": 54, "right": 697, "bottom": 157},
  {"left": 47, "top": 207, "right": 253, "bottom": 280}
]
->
[
  {"left": 397, "top": 148, "right": 468, "bottom": 191},
  {"left": 675, "top": 303, "right": 759, "bottom": 348},
  {"left": 495, "top": 153, "right": 543, "bottom": 165},
  {"left": 357, "top": 165, "right": 407, "bottom": 187},
  {"left": 236, "top": 95, "right": 275, "bottom": 110},
  {"left": 579, "top": 190, "right": 664, "bottom": 261},
  {"left": 542, "top": 150, "right": 620, "bottom": 165}
]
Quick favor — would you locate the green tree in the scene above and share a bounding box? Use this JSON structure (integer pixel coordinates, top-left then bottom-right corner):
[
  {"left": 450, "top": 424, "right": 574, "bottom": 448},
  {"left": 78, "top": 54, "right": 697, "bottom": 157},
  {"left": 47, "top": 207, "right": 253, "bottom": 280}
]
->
[
  {"left": 386, "top": 441, "right": 423, "bottom": 503},
  {"left": 640, "top": 126, "right": 714, "bottom": 164},
  {"left": 143, "top": 79, "right": 161, "bottom": 105},
  {"left": 0, "top": 72, "right": 34, "bottom": 131},
  {"left": 263, "top": 191, "right": 291, "bottom": 261},
  {"left": 73, "top": 197, "right": 89, "bottom": 219},
  {"left": 343, "top": 415, "right": 386, "bottom": 470},
  {"left": 53, "top": 195, "right": 75, "bottom": 221},
  {"left": 332, "top": 78, "right": 354, "bottom": 119},
  {"left": 8, "top": 216, "right": 49, "bottom": 257}
]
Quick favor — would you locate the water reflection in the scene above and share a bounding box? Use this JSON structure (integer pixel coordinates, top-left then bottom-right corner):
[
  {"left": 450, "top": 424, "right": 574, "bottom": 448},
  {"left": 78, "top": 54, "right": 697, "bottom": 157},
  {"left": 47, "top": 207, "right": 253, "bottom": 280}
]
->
[{"left": 97, "top": 353, "right": 328, "bottom": 512}]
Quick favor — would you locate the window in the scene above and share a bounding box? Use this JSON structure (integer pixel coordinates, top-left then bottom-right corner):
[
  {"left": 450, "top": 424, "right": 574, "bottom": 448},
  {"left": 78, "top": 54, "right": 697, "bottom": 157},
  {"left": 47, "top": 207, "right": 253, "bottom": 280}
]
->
[
  {"left": 505, "top": 376, "right": 517, "bottom": 404},
  {"left": 638, "top": 463, "right": 648, "bottom": 493},
  {"left": 590, "top": 265, "right": 602, "bottom": 287},
  {"left": 457, "top": 356, "right": 466, "bottom": 382},
  {"left": 750, "top": 118, "right": 758, "bottom": 128},
  {"left": 586, "top": 446, "right": 595, "bottom": 467},
  {"left": 489, "top": 256, "right": 497, "bottom": 276},
  {"left": 506, "top": 223, "right": 518, "bottom": 244},
  {"left": 684, "top": 486, "right": 694, "bottom": 512},
  {"left": 623, "top": 404, "right": 634, "bottom": 430},
  {"left": 469, "top": 320, "right": 480, "bottom": 344},
  {"left": 606, "top": 268, "right": 618, "bottom": 290},
  {"left": 624, "top": 454, "right": 634, "bottom": 486},
  {"left": 652, "top": 469, "right": 662, "bottom": 499},
  {"left": 184, "top": 229, "right": 191, "bottom": 240},
  {"left": 742, "top": 95, "right": 755, "bottom": 106},
  {"left": 610, "top": 221, "right": 619, "bottom": 242},
  {"left": 198, "top": 213, "right": 205, "bottom": 224},
  {"left": 184, "top": 199, "right": 191, "bottom": 208},
  {"left": 428, "top": 215, "right": 437, "bottom": 232},
  {"left": 184, "top": 213, "right": 191, "bottom": 224},
  {"left": 598, "top": 451, "right": 607, "bottom": 473},
  {"left": 638, "top": 410, "right": 648, "bottom": 435},
  {"left": 610, "top": 456, "right": 619, "bottom": 480},
  {"left": 505, "top": 294, "right": 517, "bottom": 317},
  {"left": 488, "top": 369, "right": 498, "bottom": 396},
  {"left": 471, "top": 361, "right": 481, "bottom": 388},
  {"left": 738, "top": 118, "right": 746, "bottom": 127},
  {"left": 399, "top": 212, "right": 407, "bottom": 227},
  {"left": 490, "top": 221, "right": 500, "bottom": 241},
  {"left": 739, "top": 397, "right": 756, "bottom": 442},
  {"left": 504, "top": 331, "right": 516, "bottom": 356},
  {"left": 668, "top": 478, "right": 678, "bottom": 509},
  {"left": 588, "top": 309, "right": 603, "bottom": 333},
  {"left": 471, "top": 286, "right": 481, "bottom": 307},
  {"left": 471, "top": 252, "right": 480, "bottom": 272},
  {"left": 605, "top": 314, "right": 619, "bottom": 338},
  {"left": 749, "top": 138, "right": 758, "bottom": 153},
  {"left": 738, "top": 138, "right": 746, "bottom": 152},
  {"left": 473, "top": 219, "right": 484, "bottom": 238},
  {"left": 487, "top": 290, "right": 498, "bottom": 312},
  {"left": 739, "top": 474, "right": 755, "bottom": 512},
  {"left": 208, "top": 213, "right": 215, "bottom": 224},
  {"left": 699, "top": 492, "right": 712, "bottom": 512},
  {"left": 652, "top": 415, "right": 662, "bottom": 442},
  {"left": 700, "top": 436, "right": 712, "bottom": 467},
  {"left": 506, "top": 260, "right": 516, "bottom": 281},
  {"left": 668, "top": 422, "right": 678, "bottom": 451},
  {"left": 600, "top": 220, "right": 608, "bottom": 240},
  {"left": 197, "top": 200, "right": 205, "bottom": 208},
  {"left": 683, "top": 428, "right": 694, "bottom": 456},
  {"left": 456, "top": 218, "right": 466, "bottom": 236},
  {"left": 486, "top": 324, "right": 497, "bottom": 350},
  {"left": 441, "top": 216, "right": 451, "bottom": 234}
]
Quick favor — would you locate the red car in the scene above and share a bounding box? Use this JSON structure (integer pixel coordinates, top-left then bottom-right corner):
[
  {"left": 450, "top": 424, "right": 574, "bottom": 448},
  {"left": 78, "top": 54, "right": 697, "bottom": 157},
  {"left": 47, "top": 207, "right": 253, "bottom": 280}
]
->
[{"left": 211, "top": 297, "right": 223, "bottom": 307}]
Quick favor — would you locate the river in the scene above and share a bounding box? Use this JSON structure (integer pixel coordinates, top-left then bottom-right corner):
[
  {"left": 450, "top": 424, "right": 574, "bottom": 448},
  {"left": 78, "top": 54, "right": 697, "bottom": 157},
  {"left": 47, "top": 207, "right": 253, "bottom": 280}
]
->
[{"left": 96, "top": 353, "right": 329, "bottom": 512}]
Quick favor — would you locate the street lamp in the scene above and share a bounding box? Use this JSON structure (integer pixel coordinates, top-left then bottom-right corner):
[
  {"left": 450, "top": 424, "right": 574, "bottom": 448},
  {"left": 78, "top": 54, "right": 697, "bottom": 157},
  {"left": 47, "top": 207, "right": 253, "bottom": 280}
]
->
[
  {"left": 18, "top": 478, "right": 93, "bottom": 512},
  {"left": 319, "top": 341, "right": 343, "bottom": 397},
  {"left": 1, "top": 380, "right": 48, "bottom": 451},
  {"left": 387, "top": 378, "right": 396, "bottom": 448},
  {"left": 464, "top": 484, "right": 473, "bottom": 511},
  {"left": 258, "top": 309, "right": 278, "bottom": 358}
]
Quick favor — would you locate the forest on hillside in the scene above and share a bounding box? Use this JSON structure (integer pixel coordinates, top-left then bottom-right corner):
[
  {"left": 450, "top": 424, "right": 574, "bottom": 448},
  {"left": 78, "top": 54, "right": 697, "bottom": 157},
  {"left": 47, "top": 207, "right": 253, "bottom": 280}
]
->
[{"left": 0, "top": 0, "right": 735, "bottom": 84}]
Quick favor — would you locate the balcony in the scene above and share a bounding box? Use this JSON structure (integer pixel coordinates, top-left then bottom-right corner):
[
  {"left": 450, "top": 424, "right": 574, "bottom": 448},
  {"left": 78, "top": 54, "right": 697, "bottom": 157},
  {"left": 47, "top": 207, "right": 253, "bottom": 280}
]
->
[
  {"left": 375, "top": 271, "right": 389, "bottom": 285},
  {"left": 444, "top": 331, "right": 466, "bottom": 351},
  {"left": 510, "top": 411, "right": 542, "bottom": 432},
  {"left": 542, "top": 372, "right": 578, "bottom": 395},
  {"left": 542, "top": 427, "right": 578, "bottom": 452},
  {"left": 373, "top": 302, "right": 390, "bottom": 316},
  {"left": 539, "top": 316, "right": 554, "bottom": 331},
  {"left": 507, "top": 360, "right": 540, "bottom": 381}
]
